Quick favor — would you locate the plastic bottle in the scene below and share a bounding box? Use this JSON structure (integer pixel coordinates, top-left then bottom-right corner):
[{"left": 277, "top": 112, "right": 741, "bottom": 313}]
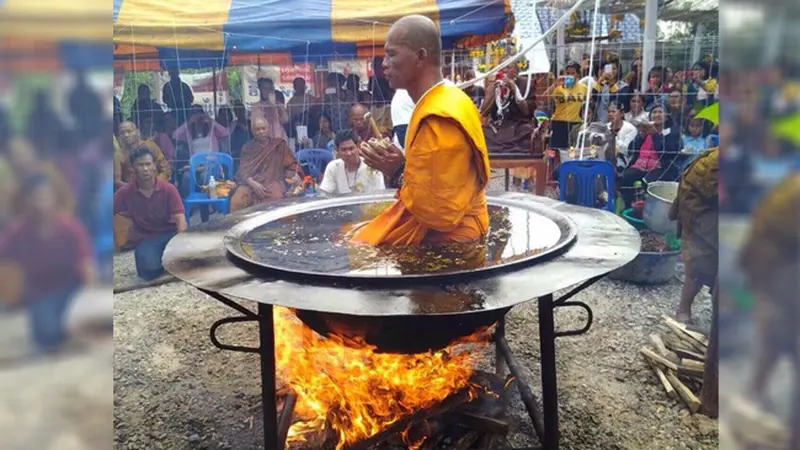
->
[
  {"left": 208, "top": 176, "right": 218, "bottom": 199},
  {"left": 305, "top": 182, "right": 317, "bottom": 198}
]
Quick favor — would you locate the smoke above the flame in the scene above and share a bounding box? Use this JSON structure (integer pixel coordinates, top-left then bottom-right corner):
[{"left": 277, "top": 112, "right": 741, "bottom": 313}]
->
[{"left": 273, "top": 307, "right": 491, "bottom": 449}]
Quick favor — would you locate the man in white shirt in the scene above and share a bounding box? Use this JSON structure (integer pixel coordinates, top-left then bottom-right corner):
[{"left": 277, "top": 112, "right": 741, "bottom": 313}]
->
[
  {"left": 390, "top": 88, "right": 415, "bottom": 149},
  {"left": 607, "top": 101, "right": 637, "bottom": 153},
  {"left": 319, "top": 129, "right": 385, "bottom": 196}
]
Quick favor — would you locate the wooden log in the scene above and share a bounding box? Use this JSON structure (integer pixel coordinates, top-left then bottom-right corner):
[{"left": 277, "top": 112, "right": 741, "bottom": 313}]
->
[
  {"left": 664, "top": 326, "right": 706, "bottom": 354},
  {"left": 647, "top": 361, "right": 677, "bottom": 399},
  {"left": 454, "top": 431, "right": 481, "bottom": 450},
  {"left": 700, "top": 277, "right": 719, "bottom": 418},
  {"left": 343, "top": 389, "right": 473, "bottom": 450},
  {"left": 677, "top": 364, "right": 705, "bottom": 381},
  {"left": 479, "top": 433, "right": 502, "bottom": 450},
  {"left": 681, "top": 359, "right": 705, "bottom": 372},
  {"left": 670, "top": 345, "right": 706, "bottom": 362},
  {"left": 665, "top": 370, "right": 702, "bottom": 413},
  {"left": 650, "top": 334, "right": 680, "bottom": 363},
  {"left": 277, "top": 392, "right": 298, "bottom": 449},
  {"left": 663, "top": 315, "right": 709, "bottom": 347},
  {"left": 640, "top": 347, "right": 679, "bottom": 372}
]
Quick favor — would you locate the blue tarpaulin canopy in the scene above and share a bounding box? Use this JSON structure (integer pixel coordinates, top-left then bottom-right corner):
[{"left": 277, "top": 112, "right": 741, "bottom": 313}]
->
[{"left": 112, "top": 0, "right": 513, "bottom": 68}]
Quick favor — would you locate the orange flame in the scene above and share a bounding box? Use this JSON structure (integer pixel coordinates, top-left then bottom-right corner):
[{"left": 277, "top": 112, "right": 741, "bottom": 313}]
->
[{"left": 273, "top": 307, "right": 490, "bottom": 449}]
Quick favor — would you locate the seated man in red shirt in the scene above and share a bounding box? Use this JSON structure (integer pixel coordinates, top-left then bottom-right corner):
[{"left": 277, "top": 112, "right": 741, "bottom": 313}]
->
[
  {"left": 114, "top": 146, "right": 187, "bottom": 281},
  {"left": 0, "top": 173, "right": 95, "bottom": 352}
]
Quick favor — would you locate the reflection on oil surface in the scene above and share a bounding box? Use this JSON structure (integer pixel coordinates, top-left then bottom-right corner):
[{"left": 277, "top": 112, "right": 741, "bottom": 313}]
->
[{"left": 235, "top": 201, "right": 564, "bottom": 277}]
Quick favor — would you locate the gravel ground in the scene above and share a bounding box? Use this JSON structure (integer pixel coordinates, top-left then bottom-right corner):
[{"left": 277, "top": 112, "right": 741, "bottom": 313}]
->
[{"left": 113, "top": 175, "right": 718, "bottom": 449}]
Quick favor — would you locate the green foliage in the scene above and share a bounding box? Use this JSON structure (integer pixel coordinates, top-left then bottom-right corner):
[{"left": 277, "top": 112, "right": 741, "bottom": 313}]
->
[
  {"left": 226, "top": 68, "right": 242, "bottom": 101},
  {"left": 119, "top": 72, "right": 156, "bottom": 120}
]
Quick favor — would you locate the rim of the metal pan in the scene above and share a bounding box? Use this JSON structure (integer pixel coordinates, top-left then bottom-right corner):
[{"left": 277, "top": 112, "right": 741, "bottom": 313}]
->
[{"left": 223, "top": 193, "right": 578, "bottom": 283}]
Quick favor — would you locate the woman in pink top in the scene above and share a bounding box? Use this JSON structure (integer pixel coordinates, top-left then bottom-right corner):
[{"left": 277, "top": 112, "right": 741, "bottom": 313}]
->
[
  {"left": 250, "top": 77, "right": 289, "bottom": 141},
  {"left": 620, "top": 104, "right": 682, "bottom": 206},
  {"left": 172, "top": 105, "right": 230, "bottom": 155}
]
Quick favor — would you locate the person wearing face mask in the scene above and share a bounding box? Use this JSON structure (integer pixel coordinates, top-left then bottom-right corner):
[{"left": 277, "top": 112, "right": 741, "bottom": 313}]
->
[
  {"left": 619, "top": 104, "right": 682, "bottom": 206},
  {"left": 543, "top": 62, "right": 589, "bottom": 151}
]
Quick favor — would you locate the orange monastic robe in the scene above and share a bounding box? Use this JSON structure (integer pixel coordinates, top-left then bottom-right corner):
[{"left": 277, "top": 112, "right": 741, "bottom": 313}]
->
[{"left": 352, "top": 83, "right": 491, "bottom": 246}]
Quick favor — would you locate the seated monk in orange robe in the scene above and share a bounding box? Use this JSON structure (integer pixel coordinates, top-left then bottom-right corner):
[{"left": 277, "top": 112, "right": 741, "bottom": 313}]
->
[
  {"left": 353, "top": 15, "right": 490, "bottom": 246},
  {"left": 230, "top": 118, "right": 301, "bottom": 212}
]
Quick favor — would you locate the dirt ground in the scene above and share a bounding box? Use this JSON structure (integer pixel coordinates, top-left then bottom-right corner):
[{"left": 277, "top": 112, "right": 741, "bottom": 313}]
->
[{"left": 113, "top": 248, "right": 718, "bottom": 450}]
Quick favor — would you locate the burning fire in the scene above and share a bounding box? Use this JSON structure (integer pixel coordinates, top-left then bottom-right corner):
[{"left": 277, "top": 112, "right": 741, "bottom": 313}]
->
[{"left": 273, "top": 307, "right": 491, "bottom": 449}]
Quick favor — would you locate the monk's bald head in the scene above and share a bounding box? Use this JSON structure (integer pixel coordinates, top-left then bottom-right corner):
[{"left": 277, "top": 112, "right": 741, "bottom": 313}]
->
[
  {"left": 383, "top": 15, "right": 443, "bottom": 92},
  {"left": 251, "top": 118, "right": 270, "bottom": 141},
  {"left": 350, "top": 104, "right": 369, "bottom": 134},
  {"left": 118, "top": 121, "right": 140, "bottom": 146},
  {"left": 387, "top": 15, "right": 442, "bottom": 67}
]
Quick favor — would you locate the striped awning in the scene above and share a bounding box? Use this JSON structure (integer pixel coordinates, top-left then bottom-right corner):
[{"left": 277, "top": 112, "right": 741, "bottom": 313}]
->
[{"left": 113, "top": 0, "right": 513, "bottom": 60}]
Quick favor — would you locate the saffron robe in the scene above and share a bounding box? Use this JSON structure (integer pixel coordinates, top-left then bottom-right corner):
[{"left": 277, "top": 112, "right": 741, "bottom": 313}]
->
[{"left": 352, "top": 83, "right": 491, "bottom": 246}]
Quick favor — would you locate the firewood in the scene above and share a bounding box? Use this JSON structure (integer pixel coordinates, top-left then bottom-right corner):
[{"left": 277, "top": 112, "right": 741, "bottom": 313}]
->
[
  {"left": 647, "top": 361, "right": 677, "bottom": 399},
  {"left": 670, "top": 345, "right": 706, "bottom": 362},
  {"left": 277, "top": 392, "right": 298, "bottom": 449},
  {"left": 663, "top": 326, "right": 706, "bottom": 354},
  {"left": 663, "top": 315, "right": 709, "bottom": 347},
  {"left": 478, "top": 433, "right": 502, "bottom": 450},
  {"left": 665, "top": 370, "right": 701, "bottom": 413},
  {"left": 640, "top": 347, "right": 678, "bottom": 371},
  {"left": 343, "top": 389, "right": 473, "bottom": 450},
  {"left": 454, "top": 431, "right": 481, "bottom": 450},
  {"left": 681, "top": 359, "right": 705, "bottom": 372},
  {"left": 650, "top": 334, "right": 679, "bottom": 363},
  {"left": 677, "top": 364, "right": 705, "bottom": 381}
]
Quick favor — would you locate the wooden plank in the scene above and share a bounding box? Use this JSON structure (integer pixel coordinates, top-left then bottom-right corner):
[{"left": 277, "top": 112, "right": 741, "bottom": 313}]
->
[
  {"left": 640, "top": 347, "right": 679, "bottom": 372},
  {"left": 665, "top": 370, "right": 702, "bottom": 413}
]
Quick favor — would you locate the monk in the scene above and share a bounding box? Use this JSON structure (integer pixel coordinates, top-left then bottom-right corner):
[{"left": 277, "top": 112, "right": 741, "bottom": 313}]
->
[
  {"left": 353, "top": 15, "right": 490, "bottom": 246},
  {"left": 350, "top": 103, "right": 381, "bottom": 142},
  {"left": 115, "top": 121, "right": 171, "bottom": 189},
  {"left": 668, "top": 147, "right": 719, "bottom": 323},
  {"left": 229, "top": 118, "right": 302, "bottom": 212}
]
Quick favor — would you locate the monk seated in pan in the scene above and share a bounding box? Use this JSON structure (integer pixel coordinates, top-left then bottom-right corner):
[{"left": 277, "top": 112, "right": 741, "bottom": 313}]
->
[
  {"left": 230, "top": 118, "right": 302, "bottom": 213},
  {"left": 352, "top": 15, "right": 490, "bottom": 247}
]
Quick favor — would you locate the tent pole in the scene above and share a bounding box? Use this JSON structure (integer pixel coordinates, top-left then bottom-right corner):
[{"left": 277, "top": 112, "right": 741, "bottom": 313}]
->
[
  {"left": 691, "top": 23, "right": 705, "bottom": 63},
  {"left": 641, "top": 0, "right": 658, "bottom": 92},
  {"left": 212, "top": 65, "right": 218, "bottom": 117}
]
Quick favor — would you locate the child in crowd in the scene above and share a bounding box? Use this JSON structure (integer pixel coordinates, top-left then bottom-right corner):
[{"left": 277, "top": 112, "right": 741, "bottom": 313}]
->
[{"left": 678, "top": 117, "right": 709, "bottom": 171}]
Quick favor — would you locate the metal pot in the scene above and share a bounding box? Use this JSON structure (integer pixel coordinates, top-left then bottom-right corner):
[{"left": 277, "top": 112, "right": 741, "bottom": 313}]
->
[{"left": 643, "top": 181, "right": 679, "bottom": 235}]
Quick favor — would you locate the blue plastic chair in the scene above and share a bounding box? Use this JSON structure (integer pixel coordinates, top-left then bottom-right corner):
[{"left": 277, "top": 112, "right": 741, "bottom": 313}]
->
[
  {"left": 296, "top": 148, "right": 334, "bottom": 182},
  {"left": 184, "top": 152, "right": 234, "bottom": 225},
  {"left": 557, "top": 160, "right": 616, "bottom": 212}
]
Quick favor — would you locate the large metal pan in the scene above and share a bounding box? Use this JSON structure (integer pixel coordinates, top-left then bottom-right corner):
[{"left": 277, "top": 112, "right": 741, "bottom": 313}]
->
[{"left": 221, "top": 194, "right": 578, "bottom": 352}]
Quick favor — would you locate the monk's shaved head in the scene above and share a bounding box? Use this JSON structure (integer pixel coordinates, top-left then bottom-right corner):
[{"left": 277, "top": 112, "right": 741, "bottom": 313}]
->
[
  {"left": 119, "top": 120, "right": 137, "bottom": 130},
  {"left": 251, "top": 118, "right": 268, "bottom": 129},
  {"left": 350, "top": 103, "right": 368, "bottom": 115},
  {"left": 251, "top": 118, "right": 271, "bottom": 141},
  {"left": 388, "top": 15, "right": 442, "bottom": 66}
]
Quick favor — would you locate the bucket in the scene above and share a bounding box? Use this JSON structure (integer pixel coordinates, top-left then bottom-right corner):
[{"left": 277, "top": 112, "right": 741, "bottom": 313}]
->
[
  {"left": 621, "top": 208, "right": 646, "bottom": 230},
  {"left": 643, "top": 181, "right": 679, "bottom": 235}
]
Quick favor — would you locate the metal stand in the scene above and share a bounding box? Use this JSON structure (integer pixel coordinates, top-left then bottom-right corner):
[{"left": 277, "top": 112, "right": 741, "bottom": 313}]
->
[
  {"left": 200, "top": 289, "right": 281, "bottom": 450},
  {"left": 200, "top": 274, "right": 600, "bottom": 450},
  {"left": 493, "top": 276, "right": 600, "bottom": 450}
]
